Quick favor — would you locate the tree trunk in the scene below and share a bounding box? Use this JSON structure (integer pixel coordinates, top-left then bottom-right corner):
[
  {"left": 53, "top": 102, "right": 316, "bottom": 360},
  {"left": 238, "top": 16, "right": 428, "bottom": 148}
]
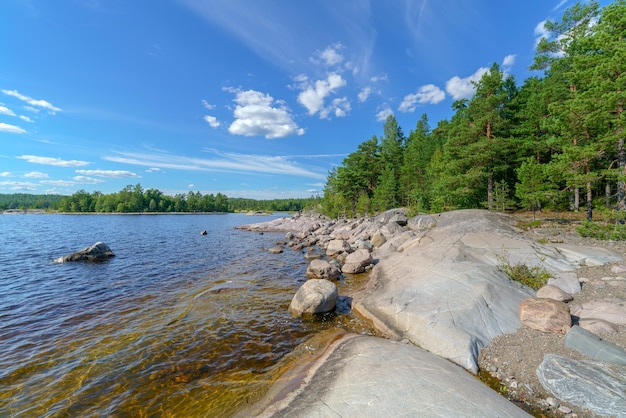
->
[
  {"left": 606, "top": 182, "right": 612, "bottom": 208},
  {"left": 487, "top": 172, "right": 494, "bottom": 210},
  {"left": 586, "top": 181, "right": 593, "bottom": 221},
  {"left": 617, "top": 117, "right": 625, "bottom": 210},
  {"left": 574, "top": 188, "right": 580, "bottom": 211}
]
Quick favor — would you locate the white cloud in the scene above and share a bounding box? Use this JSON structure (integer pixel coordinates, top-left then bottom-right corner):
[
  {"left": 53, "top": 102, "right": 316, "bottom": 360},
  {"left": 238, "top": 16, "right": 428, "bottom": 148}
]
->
[
  {"left": 2, "top": 89, "right": 61, "bottom": 113},
  {"left": 24, "top": 171, "right": 49, "bottom": 178},
  {"left": 358, "top": 86, "right": 372, "bottom": 102},
  {"left": 75, "top": 169, "right": 139, "bottom": 178},
  {"left": 320, "top": 97, "right": 351, "bottom": 119},
  {"left": 40, "top": 179, "right": 77, "bottom": 187},
  {"left": 188, "top": 183, "right": 195, "bottom": 189},
  {"left": 0, "top": 172, "right": 11, "bottom": 177},
  {"left": 201, "top": 99, "right": 215, "bottom": 110},
  {"left": 502, "top": 54, "right": 516, "bottom": 67},
  {"left": 445, "top": 67, "right": 489, "bottom": 100},
  {"left": 17, "top": 155, "right": 90, "bottom": 167},
  {"left": 203, "top": 115, "right": 221, "bottom": 128},
  {"left": 103, "top": 149, "right": 326, "bottom": 180},
  {"left": 0, "top": 122, "right": 26, "bottom": 134},
  {"left": 314, "top": 43, "right": 344, "bottom": 67},
  {"left": 225, "top": 88, "right": 304, "bottom": 139},
  {"left": 73, "top": 176, "right": 104, "bottom": 184},
  {"left": 0, "top": 105, "right": 16, "bottom": 116},
  {"left": 376, "top": 105, "right": 393, "bottom": 122},
  {"left": 399, "top": 84, "right": 446, "bottom": 112},
  {"left": 297, "top": 72, "right": 347, "bottom": 117},
  {"left": 146, "top": 167, "right": 161, "bottom": 173},
  {"left": 19, "top": 115, "right": 34, "bottom": 123},
  {"left": 534, "top": 20, "right": 550, "bottom": 46},
  {"left": 370, "top": 74, "right": 388, "bottom": 83},
  {"left": 0, "top": 180, "right": 37, "bottom": 191}
]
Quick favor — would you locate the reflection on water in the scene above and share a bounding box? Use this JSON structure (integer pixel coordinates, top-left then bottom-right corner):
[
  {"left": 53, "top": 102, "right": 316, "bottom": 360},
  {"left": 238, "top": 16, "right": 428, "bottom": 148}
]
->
[{"left": 0, "top": 214, "right": 375, "bottom": 417}]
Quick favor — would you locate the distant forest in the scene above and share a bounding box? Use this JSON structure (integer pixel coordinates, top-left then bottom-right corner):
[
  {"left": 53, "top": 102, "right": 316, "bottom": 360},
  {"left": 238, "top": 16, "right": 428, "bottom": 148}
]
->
[
  {"left": 320, "top": 1, "right": 626, "bottom": 221},
  {"left": 0, "top": 184, "right": 316, "bottom": 213}
]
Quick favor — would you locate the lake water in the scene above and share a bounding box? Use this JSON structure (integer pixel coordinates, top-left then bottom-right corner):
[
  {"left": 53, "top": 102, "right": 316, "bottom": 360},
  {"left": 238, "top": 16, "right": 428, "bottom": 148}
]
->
[{"left": 0, "top": 213, "right": 374, "bottom": 417}]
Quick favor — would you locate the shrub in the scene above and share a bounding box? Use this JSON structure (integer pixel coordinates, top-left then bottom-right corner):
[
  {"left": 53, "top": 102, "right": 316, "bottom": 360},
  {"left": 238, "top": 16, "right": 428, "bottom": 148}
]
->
[
  {"left": 497, "top": 252, "right": 551, "bottom": 290},
  {"left": 577, "top": 220, "right": 626, "bottom": 241}
]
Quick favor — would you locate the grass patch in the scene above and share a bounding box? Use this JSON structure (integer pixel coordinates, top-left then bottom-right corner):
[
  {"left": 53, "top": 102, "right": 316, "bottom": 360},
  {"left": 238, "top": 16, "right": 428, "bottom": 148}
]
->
[
  {"left": 577, "top": 220, "right": 626, "bottom": 241},
  {"left": 497, "top": 252, "right": 551, "bottom": 290}
]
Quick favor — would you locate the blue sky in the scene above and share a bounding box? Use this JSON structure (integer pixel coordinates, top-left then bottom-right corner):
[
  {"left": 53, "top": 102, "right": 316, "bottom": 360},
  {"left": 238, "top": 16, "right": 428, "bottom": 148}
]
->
[{"left": 0, "top": 0, "right": 609, "bottom": 199}]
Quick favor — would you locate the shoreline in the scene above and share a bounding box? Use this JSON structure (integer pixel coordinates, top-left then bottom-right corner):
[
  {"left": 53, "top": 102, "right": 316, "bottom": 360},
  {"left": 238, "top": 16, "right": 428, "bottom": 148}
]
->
[{"left": 237, "top": 209, "right": 626, "bottom": 417}]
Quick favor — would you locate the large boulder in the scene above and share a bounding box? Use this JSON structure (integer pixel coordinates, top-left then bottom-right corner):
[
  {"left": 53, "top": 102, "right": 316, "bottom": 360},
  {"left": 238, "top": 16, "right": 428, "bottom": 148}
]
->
[
  {"left": 55, "top": 242, "right": 115, "bottom": 263},
  {"left": 535, "top": 284, "right": 573, "bottom": 302},
  {"left": 519, "top": 298, "right": 572, "bottom": 334},
  {"left": 241, "top": 330, "right": 531, "bottom": 417},
  {"left": 570, "top": 300, "right": 626, "bottom": 325},
  {"left": 289, "top": 279, "right": 338, "bottom": 317},
  {"left": 536, "top": 354, "right": 626, "bottom": 417},
  {"left": 325, "top": 239, "right": 351, "bottom": 257},
  {"left": 341, "top": 248, "right": 373, "bottom": 274},
  {"left": 305, "top": 259, "right": 340, "bottom": 280},
  {"left": 353, "top": 210, "right": 621, "bottom": 373}
]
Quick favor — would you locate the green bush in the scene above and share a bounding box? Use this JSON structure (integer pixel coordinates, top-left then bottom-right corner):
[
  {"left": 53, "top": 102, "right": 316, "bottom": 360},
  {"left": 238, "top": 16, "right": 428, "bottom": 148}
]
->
[
  {"left": 577, "top": 221, "right": 626, "bottom": 241},
  {"left": 497, "top": 253, "right": 551, "bottom": 290}
]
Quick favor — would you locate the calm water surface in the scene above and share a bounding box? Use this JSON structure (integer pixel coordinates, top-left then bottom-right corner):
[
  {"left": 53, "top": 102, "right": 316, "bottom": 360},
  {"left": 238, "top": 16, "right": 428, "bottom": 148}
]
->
[{"left": 0, "top": 213, "right": 374, "bottom": 417}]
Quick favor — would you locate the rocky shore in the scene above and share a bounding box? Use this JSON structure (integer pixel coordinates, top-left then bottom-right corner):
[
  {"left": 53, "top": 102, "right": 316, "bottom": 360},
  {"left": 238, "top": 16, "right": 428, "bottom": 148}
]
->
[{"left": 236, "top": 209, "right": 626, "bottom": 417}]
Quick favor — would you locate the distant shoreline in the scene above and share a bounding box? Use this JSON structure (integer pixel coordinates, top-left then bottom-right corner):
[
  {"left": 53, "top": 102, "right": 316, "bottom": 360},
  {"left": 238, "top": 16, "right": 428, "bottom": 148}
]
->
[{"left": 1, "top": 209, "right": 234, "bottom": 215}]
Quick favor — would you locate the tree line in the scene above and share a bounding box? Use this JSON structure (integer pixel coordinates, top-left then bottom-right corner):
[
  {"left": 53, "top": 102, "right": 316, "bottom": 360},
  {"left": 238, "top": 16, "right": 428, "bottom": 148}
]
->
[
  {"left": 1, "top": 185, "right": 316, "bottom": 213},
  {"left": 321, "top": 0, "right": 625, "bottom": 221}
]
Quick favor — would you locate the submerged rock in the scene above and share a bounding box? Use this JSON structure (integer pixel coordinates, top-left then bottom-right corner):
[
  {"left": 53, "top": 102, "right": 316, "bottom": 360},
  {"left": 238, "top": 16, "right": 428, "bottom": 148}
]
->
[{"left": 55, "top": 242, "right": 115, "bottom": 263}]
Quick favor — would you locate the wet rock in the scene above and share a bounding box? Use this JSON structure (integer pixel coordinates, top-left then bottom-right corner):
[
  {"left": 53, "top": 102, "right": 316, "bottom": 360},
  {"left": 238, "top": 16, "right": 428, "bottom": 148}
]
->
[
  {"left": 305, "top": 259, "right": 340, "bottom": 280},
  {"left": 289, "top": 279, "right": 338, "bottom": 317},
  {"left": 268, "top": 246, "right": 283, "bottom": 254},
  {"left": 519, "top": 298, "right": 571, "bottom": 334},
  {"left": 536, "top": 354, "right": 626, "bottom": 417},
  {"left": 536, "top": 284, "right": 573, "bottom": 302},
  {"left": 55, "top": 242, "right": 115, "bottom": 263}
]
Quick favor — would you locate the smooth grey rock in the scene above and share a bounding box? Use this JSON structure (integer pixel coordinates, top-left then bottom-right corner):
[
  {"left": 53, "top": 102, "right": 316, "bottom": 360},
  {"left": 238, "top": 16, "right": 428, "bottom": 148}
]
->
[
  {"left": 289, "top": 279, "right": 338, "bottom": 317},
  {"left": 536, "top": 284, "right": 573, "bottom": 302},
  {"left": 246, "top": 332, "right": 530, "bottom": 418},
  {"left": 579, "top": 318, "right": 619, "bottom": 335},
  {"left": 305, "top": 259, "right": 340, "bottom": 280},
  {"left": 564, "top": 325, "right": 626, "bottom": 366},
  {"left": 342, "top": 248, "right": 374, "bottom": 274},
  {"left": 407, "top": 214, "right": 439, "bottom": 231},
  {"left": 570, "top": 301, "right": 626, "bottom": 325},
  {"left": 325, "top": 239, "right": 351, "bottom": 257},
  {"left": 370, "top": 231, "right": 387, "bottom": 248},
  {"left": 355, "top": 209, "right": 622, "bottom": 373},
  {"left": 55, "top": 242, "right": 115, "bottom": 263},
  {"left": 536, "top": 354, "right": 626, "bottom": 417},
  {"left": 548, "top": 272, "right": 581, "bottom": 294}
]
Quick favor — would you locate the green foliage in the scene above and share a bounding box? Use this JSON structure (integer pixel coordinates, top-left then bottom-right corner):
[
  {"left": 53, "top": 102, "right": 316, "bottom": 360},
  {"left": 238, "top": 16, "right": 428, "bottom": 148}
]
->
[
  {"left": 318, "top": 1, "right": 626, "bottom": 220},
  {"left": 577, "top": 220, "right": 626, "bottom": 240},
  {"left": 496, "top": 252, "right": 551, "bottom": 290},
  {"left": 0, "top": 193, "right": 64, "bottom": 210}
]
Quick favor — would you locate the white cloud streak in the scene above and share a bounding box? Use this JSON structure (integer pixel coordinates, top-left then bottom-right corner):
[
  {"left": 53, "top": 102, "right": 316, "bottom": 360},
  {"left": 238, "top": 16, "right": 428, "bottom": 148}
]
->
[
  {"left": 17, "top": 155, "right": 91, "bottom": 167},
  {"left": 0, "top": 105, "right": 16, "bottom": 116},
  {"left": 0, "top": 122, "right": 26, "bottom": 134},
  {"left": 75, "top": 169, "right": 140, "bottom": 178},
  {"left": 103, "top": 149, "right": 327, "bottom": 180},
  {"left": 24, "top": 171, "right": 49, "bottom": 178},
  {"left": 2, "top": 89, "right": 61, "bottom": 113}
]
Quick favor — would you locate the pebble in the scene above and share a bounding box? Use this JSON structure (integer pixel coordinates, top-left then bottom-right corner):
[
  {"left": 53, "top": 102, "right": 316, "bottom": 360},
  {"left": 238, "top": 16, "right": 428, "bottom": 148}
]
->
[{"left": 558, "top": 405, "right": 572, "bottom": 414}]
